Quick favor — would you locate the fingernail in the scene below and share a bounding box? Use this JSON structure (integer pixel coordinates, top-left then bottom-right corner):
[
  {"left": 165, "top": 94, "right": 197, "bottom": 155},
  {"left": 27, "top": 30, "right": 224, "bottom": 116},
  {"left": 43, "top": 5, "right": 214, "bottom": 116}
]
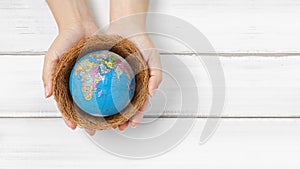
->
[
  {"left": 131, "top": 120, "right": 139, "bottom": 128},
  {"left": 149, "top": 89, "right": 156, "bottom": 97},
  {"left": 44, "top": 88, "right": 49, "bottom": 98},
  {"left": 69, "top": 124, "right": 76, "bottom": 130},
  {"left": 131, "top": 123, "right": 137, "bottom": 128},
  {"left": 65, "top": 120, "right": 76, "bottom": 130},
  {"left": 119, "top": 127, "right": 126, "bottom": 132},
  {"left": 44, "top": 85, "right": 51, "bottom": 98},
  {"left": 86, "top": 129, "right": 95, "bottom": 136}
]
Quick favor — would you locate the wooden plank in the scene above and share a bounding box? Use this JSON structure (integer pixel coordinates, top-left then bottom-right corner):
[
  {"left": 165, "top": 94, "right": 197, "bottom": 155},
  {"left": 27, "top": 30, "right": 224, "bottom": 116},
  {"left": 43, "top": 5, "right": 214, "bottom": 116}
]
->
[
  {"left": 1, "top": 0, "right": 300, "bottom": 53},
  {"left": 1, "top": 118, "right": 300, "bottom": 168},
  {"left": 0, "top": 55, "right": 300, "bottom": 117}
]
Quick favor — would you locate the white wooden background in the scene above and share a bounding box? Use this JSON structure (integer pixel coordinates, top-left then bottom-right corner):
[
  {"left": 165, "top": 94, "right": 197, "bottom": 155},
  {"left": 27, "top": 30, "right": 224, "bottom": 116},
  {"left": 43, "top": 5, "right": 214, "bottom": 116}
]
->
[{"left": 1, "top": 0, "right": 300, "bottom": 168}]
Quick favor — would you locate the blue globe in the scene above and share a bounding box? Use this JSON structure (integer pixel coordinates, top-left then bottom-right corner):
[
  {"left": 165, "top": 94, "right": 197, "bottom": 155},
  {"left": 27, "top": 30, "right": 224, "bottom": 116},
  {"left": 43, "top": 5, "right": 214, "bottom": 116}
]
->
[{"left": 69, "top": 50, "right": 135, "bottom": 117}]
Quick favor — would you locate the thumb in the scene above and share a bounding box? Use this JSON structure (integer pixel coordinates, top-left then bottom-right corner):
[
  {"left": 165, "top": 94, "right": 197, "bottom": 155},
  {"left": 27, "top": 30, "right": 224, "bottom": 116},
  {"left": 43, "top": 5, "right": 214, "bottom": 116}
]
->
[
  {"left": 43, "top": 49, "right": 59, "bottom": 98},
  {"left": 42, "top": 35, "right": 73, "bottom": 98},
  {"left": 145, "top": 49, "right": 162, "bottom": 97}
]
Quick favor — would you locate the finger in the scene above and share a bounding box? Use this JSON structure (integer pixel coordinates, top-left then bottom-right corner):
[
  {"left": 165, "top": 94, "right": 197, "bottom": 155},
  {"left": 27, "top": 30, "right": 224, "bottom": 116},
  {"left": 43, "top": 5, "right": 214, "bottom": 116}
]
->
[
  {"left": 145, "top": 48, "right": 162, "bottom": 97},
  {"left": 148, "top": 69, "right": 162, "bottom": 97},
  {"left": 42, "top": 49, "right": 59, "bottom": 98},
  {"left": 42, "top": 34, "right": 77, "bottom": 98},
  {"left": 85, "top": 129, "right": 96, "bottom": 136},
  {"left": 139, "top": 96, "right": 149, "bottom": 112},
  {"left": 42, "top": 35, "right": 69, "bottom": 98},
  {"left": 146, "top": 48, "right": 162, "bottom": 69},
  {"left": 62, "top": 115, "right": 77, "bottom": 130},
  {"left": 130, "top": 111, "right": 144, "bottom": 128},
  {"left": 130, "top": 97, "right": 149, "bottom": 128},
  {"left": 118, "top": 121, "right": 129, "bottom": 131}
]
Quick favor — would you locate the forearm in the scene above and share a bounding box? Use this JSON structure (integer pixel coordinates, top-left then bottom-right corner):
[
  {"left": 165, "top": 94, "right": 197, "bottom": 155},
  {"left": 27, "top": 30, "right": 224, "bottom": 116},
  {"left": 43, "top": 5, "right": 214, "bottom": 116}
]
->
[
  {"left": 46, "top": 0, "right": 95, "bottom": 32},
  {"left": 110, "top": 0, "right": 149, "bottom": 29}
]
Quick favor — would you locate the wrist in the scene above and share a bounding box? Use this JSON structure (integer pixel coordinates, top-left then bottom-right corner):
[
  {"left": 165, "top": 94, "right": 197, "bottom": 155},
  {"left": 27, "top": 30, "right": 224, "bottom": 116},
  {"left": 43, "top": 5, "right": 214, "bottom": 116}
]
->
[
  {"left": 47, "top": 0, "right": 97, "bottom": 35},
  {"left": 58, "top": 19, "right": 96, "bottom": 33},
  {"left": 110, "top": 13, "right": 147, "bottom": 30},
  {"left": 57, "top": 8, "right": 96, "bottom": 34},
  {"left": 58, "top": 21, "right": 98, "bottom": 40},
  {"left": 108, "top": 17, "right": 147, "bottom": 36}
]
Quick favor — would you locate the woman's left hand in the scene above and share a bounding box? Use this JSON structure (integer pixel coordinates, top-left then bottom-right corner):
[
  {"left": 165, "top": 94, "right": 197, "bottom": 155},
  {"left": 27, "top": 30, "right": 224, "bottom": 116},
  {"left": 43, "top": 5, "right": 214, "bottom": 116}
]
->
[{"left": 107, "top": 26, "right": 162, "bottom": 131}]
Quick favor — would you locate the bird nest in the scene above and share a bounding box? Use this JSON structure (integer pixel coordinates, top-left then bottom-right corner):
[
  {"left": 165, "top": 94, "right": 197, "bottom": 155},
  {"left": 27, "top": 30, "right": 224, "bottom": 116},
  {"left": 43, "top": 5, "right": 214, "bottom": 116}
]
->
[{"left": 53, "top": 34, "right": 149, "bottom": 130}]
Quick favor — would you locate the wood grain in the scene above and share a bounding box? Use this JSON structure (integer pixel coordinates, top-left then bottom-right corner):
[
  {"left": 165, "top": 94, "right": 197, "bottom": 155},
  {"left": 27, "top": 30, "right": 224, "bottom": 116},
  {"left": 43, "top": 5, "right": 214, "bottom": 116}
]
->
[
  {"left": 1, "top": 0, "right": 300, "bottom": 53},
  {"left": 1, "top": 0, "right": 300, "bottom": 167},
  {"left": 1, "top": 55, "right": 299, "bottom": 118},
  {"left": 1, "top": 118, "right": 300, "bottom": 168}
]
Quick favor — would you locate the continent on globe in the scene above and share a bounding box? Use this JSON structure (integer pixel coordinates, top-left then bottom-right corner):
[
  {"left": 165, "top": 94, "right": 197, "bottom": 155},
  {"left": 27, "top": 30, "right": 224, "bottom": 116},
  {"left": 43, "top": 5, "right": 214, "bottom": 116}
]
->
[{"left": 69, "top": 50, "right": 136, "bottom": 117}]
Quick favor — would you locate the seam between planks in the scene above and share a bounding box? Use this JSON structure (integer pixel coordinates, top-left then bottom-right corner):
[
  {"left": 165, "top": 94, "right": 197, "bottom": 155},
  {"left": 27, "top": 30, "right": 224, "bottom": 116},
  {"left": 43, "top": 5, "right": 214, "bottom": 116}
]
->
[
  {"left": 2, "top": 114, "right": 300, "bottom": 118},
  {"left": 2, "top": 52, "right": 300, "bottom": 57}
]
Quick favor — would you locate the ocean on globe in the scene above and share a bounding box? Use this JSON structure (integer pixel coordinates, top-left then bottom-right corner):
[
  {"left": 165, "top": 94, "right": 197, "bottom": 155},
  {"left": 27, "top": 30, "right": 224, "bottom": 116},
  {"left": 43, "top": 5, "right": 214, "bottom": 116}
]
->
[{"left": 69, "top": 50, "right": 135, "bottom": 117}]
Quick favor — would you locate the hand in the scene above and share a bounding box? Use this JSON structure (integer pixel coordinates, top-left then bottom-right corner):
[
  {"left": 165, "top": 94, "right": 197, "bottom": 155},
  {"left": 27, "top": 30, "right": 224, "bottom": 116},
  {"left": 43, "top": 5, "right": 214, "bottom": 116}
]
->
[
  {"left": 107, "top": 26, "right": 162, "bottom": 131},
  {"left": 108, "top": 0, "right": 162, "bottom": 131},
  {"left": 43, "top": 0, "right": 99, "bottom": 136}
]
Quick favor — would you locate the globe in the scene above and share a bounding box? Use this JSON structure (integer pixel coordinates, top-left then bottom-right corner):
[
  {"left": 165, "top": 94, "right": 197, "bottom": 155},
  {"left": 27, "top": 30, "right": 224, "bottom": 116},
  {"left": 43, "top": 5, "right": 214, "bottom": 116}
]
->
[{"left": 69, "top": 50, "right": 135, "bottom": 117}]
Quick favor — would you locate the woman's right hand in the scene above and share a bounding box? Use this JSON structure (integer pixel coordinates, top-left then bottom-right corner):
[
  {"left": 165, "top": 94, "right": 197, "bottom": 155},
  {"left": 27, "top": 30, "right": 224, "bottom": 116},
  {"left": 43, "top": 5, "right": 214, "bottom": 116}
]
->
[
  {"left": 44, "top": 0, "right": 99, "bottom": 136},
  {"left": 43, "top": 25, "right": 98, "bottom": 136}
]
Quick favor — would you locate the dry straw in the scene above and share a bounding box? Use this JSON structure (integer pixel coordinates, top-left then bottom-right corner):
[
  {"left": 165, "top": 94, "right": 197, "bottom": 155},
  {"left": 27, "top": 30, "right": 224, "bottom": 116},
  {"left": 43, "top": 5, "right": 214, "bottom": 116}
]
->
[{"left": 53, "top": 34, "right": 149, "bottom": 130}]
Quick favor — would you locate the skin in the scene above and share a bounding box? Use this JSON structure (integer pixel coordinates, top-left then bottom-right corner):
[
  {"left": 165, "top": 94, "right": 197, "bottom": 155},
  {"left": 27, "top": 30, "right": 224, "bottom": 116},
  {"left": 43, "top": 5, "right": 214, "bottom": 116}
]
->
[{"left": 43, "top": 0, "right": 162, "bottom": 135}]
